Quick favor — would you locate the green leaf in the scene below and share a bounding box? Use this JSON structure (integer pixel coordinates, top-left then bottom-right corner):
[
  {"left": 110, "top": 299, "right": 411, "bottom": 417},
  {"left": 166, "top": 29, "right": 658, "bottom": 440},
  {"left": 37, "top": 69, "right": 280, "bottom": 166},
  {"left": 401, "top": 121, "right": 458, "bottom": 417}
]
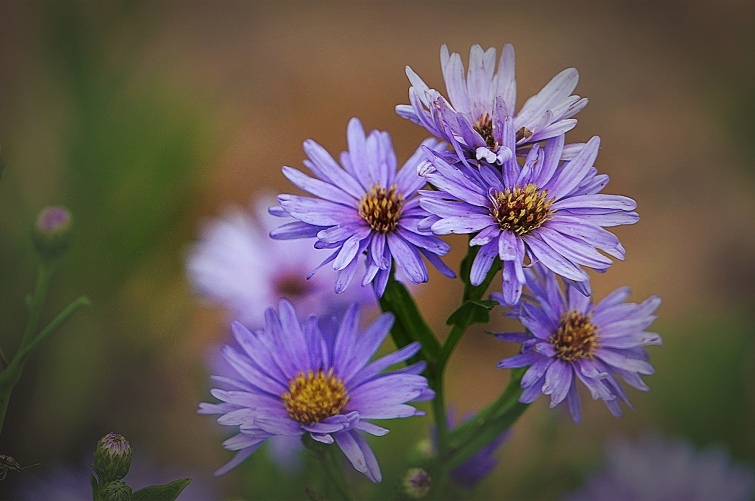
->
[
  {"left": 445, "top": 299, "right": 498, "bottom": 327},
  {"left": 131, "top": 478, "right": 191, "bottom": 501},
  {"left": 378, "top": 278, "right": 440, "bottom": 364},
  {"left": 91, "top": 473, "right": 101, "bottom": 501},
  {"left": 444, "top": 368, "right": 529, "bottom": 469}
]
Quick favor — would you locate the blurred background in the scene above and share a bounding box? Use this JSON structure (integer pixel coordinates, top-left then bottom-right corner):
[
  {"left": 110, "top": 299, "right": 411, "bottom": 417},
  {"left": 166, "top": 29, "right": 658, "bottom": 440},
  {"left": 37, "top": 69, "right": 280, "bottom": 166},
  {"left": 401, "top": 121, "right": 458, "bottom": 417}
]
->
[{"left": 1, "top": 1, "right": 754, "bottom": 499}]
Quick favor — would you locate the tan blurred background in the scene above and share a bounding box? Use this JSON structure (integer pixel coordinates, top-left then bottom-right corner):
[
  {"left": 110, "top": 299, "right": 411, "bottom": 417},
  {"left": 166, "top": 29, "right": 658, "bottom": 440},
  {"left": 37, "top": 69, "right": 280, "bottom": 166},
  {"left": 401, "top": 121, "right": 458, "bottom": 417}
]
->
[{"left": 1, "top": 1, "right": 754, "bottom": 499}]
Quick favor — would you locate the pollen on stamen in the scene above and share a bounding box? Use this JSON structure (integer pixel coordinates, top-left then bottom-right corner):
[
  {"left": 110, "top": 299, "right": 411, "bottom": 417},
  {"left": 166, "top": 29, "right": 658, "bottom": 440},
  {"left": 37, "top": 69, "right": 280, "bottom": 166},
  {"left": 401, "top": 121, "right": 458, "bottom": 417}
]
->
[
  {"left": 473, "top": 113, "right": 497, "bottom": 150},
  {"left": 550, "top": 311, "right": 599, "bottom": 362},
  {"left": 282, "top": 368, "right": 349, "bottom": 425},
  {"left": 359, "top": 184, "right": 404, "bottom": 233},
  {"left": 489, "top": 184, "right": 555, "bottom": 236}
]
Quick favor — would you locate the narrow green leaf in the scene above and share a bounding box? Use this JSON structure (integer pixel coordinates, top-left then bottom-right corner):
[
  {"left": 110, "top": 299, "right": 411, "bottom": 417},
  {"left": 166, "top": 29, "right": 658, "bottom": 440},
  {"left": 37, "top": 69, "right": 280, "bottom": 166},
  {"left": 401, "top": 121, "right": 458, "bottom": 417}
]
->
[
  {"left": 131, "top": 478, "right": 191, "bottom": 501},
  {"left": 445, "top": 299, "right": 498, "bottom": 327},
  {"left": 90, "top": 473, "right": 101, "bottom": 501},
  {"left": 378, "top": 278, "right": 440, "bottom": 364}
]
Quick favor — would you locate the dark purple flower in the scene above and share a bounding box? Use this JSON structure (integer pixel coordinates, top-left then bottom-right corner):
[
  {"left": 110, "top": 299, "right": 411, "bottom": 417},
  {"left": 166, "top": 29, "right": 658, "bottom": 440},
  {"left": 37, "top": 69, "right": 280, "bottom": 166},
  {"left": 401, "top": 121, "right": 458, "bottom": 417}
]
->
[
  {"left": 420, "top": 128, "right": 637, "bottom": 304},
  {"left": 397, "top": 44, "right": 587, "bottom": 167},
  {"left": 495, "top": 264, "right": 661, "bottom": 423},
  {"left": 561, "top": 433, "right": 755, "bottom": 501},
  {"left": 199, "top": 299, "right": 433, "bottom": 482},
  {"left": 271, "top": 118, "right": 455, "bottom": 297}
]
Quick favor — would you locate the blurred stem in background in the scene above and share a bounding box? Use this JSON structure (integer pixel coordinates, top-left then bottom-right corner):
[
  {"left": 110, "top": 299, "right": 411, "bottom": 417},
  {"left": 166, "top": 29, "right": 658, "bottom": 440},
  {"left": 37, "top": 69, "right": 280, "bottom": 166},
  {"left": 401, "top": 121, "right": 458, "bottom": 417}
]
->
[{"left": 0, "top": 205, "right": 88, "bottom": 437}]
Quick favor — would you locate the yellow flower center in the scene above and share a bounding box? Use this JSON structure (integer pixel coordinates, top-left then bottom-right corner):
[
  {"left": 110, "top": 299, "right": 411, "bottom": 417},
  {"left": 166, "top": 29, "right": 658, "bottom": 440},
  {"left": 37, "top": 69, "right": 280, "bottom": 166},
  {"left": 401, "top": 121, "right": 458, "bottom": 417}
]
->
[
  {"left": 282, "top": 368, "right": 349, "bottom": 425},
  {"left": 489, "top": 184, "right": 555, "bottom": 236},
  {"left": 358, "top": 184, "right": 404, "bottom": 233},
  {"left": 550, "top": 311, "right": 598, "bottom": 361}
]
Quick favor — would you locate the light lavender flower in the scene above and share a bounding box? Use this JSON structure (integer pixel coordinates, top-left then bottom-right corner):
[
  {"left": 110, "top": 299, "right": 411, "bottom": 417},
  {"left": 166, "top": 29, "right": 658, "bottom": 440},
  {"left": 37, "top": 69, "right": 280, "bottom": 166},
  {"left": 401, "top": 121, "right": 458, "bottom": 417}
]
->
[
  {"left": 186, "top": 197, "right": 373, "bottom": 328},
  {"left": 496, "top": 264, "right": 661, "bottom": 423},
  {"left": 271, "top": 118, "right": 455, "bottom": 297},
  {"left": 420, "top": 129, "right": 636, "bottom": 304},
  {"left": 199, "top": 299, "right": 433, "bottom": 482},
  {"left": 397, "top": 44, "right": 587, "bottom": 166},
  {"left": 562, "top": 433, "right": 755, "bottom": 501}
]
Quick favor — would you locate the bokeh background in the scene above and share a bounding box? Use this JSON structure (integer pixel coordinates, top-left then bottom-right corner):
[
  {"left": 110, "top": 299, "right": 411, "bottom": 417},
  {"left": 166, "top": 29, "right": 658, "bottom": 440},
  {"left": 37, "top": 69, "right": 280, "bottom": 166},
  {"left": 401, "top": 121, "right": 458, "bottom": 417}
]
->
[{"left": 1, "top": 1, "right": 755, "bottom": 499}]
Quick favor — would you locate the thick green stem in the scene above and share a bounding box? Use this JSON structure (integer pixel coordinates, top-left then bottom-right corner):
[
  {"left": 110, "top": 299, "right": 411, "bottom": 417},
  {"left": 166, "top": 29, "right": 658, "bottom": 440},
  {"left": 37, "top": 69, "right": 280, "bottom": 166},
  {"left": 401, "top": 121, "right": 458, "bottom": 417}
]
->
[
  {"left": 303, "top": 436, "right": 353, "bottom": 501},
  {"left": 19, "top": 262, "right": 54, "bottom": 349}
]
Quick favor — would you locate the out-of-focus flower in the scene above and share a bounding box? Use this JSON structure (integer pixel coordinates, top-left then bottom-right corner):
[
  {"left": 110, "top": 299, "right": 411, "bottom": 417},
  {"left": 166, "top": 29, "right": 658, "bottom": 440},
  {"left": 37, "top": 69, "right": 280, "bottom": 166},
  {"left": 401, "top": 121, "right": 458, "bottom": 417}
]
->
[
  {"left": 420, "top": 132, "right": 636, "bottom": 304},
  {"left": 186, "top": 198, "right": 374, "bottom": 328},
  {"left": 561, "top": 433, "right": 755, "bottom": 501},
  {"left": 402, "top": 468, "right": 432, "bottom": 499},
  {"left": 271, "top": 117, "right": 455, "bottom": 297},
  {"left": 14, "top": 452, "right": 218, "bottom": 501},
  {"left": 199, "top": 299, "right": 433, "bottom": 482},
  {"left": 430, "top": 412, "right": 510, "bottom": 490},
  {"left": 496, "top": 264, "right": 661, "bottom": 423},
  {"left": 32, "top": 205, "right": 73, "bottom": 259},
  {"left": 397, "top": 44, "right": 587, "bottom": 166}
]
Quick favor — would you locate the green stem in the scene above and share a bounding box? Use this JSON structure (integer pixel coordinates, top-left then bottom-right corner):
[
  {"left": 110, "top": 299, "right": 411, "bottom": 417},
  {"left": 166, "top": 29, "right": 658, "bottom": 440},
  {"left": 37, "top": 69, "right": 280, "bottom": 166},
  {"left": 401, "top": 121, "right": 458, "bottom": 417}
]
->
[
  {"left": 303, "top": 436, "right": 353, "bottom": 501},
  {"left": 19, "top": 262, "right": 55, "bottom": 349}
]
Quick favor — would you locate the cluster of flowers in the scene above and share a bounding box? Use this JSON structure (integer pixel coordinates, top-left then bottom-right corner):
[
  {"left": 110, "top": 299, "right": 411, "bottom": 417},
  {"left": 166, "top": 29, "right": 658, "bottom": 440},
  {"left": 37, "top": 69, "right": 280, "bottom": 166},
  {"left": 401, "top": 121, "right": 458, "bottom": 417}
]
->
[{"left": 192, "top": 44, "right": 662, "bottom": 489}]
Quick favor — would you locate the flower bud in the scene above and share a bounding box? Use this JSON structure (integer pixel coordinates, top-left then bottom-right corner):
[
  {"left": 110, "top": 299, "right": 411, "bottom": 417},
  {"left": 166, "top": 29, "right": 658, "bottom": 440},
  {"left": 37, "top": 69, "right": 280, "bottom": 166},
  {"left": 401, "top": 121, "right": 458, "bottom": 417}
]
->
[
  {"left": 100, "top": 480, "right": 132, "bottom": 501},
  {"left": 93, "top": 432, "right": 132, "bottom": 483},
  {"left": 32, "top": 205, "right": 72, "bottom": 260},
  {"left": 402, "top": 468, "right": 431, "bottom": 499}
]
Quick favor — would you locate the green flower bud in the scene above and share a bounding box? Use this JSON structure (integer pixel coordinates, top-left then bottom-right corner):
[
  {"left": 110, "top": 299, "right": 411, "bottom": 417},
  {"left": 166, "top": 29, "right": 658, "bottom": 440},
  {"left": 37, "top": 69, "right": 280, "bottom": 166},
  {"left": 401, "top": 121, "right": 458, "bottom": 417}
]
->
[
  {"left": 93, "top": 432, "right": 132, "bottom": 483},
  {"left": 402, "top": 468, "right": 431, "bottom": 499},
  {"left": 32, "top": 205, "right": 72, "bottom": 260},
  {"left": 100, "top": 480, "right": 132, "bottom": 501}
]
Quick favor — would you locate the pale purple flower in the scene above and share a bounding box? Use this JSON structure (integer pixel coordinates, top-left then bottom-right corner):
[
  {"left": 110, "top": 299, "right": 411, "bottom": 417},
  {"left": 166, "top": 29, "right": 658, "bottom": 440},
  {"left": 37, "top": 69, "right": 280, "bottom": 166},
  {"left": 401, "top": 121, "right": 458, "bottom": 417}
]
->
[
  {"left": 186, "top": 197, "right": 373, "bottom": 328},
  {"left": 562, "top": 433, "right": 755, "bottom": 501},
  {"left": 397, "top": 44, "right": 587, "bottom": 166},
  {"left": 271, "top": 118, "right": 455, "bottom": 297},
  {"left": 199, "top": 299, "right": 433, "bottom": 482},
  {"left": 496, "top": 264, "right": 661, "bottom": 423},
  {"left": 420, "top": 129, "right": 637, "bottom": 305}
]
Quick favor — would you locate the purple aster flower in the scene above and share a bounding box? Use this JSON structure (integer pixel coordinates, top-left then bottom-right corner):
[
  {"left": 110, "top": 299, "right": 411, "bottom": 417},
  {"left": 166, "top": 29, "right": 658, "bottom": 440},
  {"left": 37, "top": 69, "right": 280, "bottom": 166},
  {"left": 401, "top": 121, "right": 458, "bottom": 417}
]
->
[
  {"left": 561, "top": 433, "right": 755, "bottom": 501},
  {"left": 495, "top": 264, "right": 661, "bottom": 423},
  {"left": 420, "top": 128, "right": 637, "bottom": 305},
  {"left": 270, "top": 118, "right": 455, "bottom": 297},
  {"left": 198, "top": 299, "right": 434, "bottom": 482},
  {"left": 397, "top": 44, "right": 587, "bottom": 167},
  {"left": 186, "top": 197, "right": 373, "bottom": 328}
]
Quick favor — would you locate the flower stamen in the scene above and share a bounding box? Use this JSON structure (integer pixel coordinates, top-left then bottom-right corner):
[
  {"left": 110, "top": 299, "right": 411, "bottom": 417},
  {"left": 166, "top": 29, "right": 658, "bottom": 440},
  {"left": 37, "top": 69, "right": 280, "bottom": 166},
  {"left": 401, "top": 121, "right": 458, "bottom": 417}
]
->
[
  {"left": 550, "top": 311, "right": 598, "bottom": 361},
  {"left": 489, "top": 184, "right": 555, "bottom": 236},
  {"left": 359, "top": 184, "right": 404, "bottom": 233},
  {"left": 473, "top": 113, "right": 497, "bottom": 150},
  {"left": 282, "top": 368, "right": 349, "bottom": 425}
]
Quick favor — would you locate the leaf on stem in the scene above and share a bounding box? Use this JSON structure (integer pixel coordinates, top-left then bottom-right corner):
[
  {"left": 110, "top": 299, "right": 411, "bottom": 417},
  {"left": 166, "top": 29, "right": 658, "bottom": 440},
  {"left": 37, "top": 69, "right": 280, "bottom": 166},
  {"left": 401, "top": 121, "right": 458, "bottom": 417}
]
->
[{"left": 131, "top": 478, "right": 191, "bottom": 501}]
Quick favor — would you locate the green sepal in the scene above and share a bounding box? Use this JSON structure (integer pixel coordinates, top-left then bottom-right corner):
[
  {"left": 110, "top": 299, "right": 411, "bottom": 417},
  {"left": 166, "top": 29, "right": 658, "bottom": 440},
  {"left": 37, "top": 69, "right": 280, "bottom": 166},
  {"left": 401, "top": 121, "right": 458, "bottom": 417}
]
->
[
  {"left": 130, "top": 478, "right": 191, "bottom": 501},
  {"left": 443, "top": 368, "right": 529, "bottom": 469},
  {"left": 445, "top": 299, "right": 498, "bottom": 327},
  {"left": 378, "top": 278, "right": 440, "bottom": 365},
  {"left": 91, "top": 473, "right": 101, "bottom": 501}
]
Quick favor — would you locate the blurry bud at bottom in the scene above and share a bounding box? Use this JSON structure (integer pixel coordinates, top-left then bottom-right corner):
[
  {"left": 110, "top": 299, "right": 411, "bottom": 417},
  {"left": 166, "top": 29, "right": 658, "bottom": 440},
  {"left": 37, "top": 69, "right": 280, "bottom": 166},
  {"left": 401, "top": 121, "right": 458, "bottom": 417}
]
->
[
  {"left": 93, "top": 432, "right": 132, "bottom": 483},
  {"left": 402, "top": 468, "right": 431, "bottom": 499},
  {"left": 100, "top": 480, "right": 132, "bottom": 501},
  {"left": 32, "top": 205, "right": 72, "bottom": 259}
]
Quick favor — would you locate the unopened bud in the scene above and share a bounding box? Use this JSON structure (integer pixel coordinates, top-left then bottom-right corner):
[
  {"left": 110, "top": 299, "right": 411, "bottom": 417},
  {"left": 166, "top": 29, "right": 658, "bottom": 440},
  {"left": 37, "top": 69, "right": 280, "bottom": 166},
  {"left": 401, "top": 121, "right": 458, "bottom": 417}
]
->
[
  {"left": 32, "top": 205, "right": 72, "bottom": 259},
  {"left": 100, "top": 480, "right": 132, "bottom": 501},
  {"left": 93, "top": 432, "right": 132, "bottom": 483},
  {"left": 402, "top": 468, "right": 431, "bottom": 499}
]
